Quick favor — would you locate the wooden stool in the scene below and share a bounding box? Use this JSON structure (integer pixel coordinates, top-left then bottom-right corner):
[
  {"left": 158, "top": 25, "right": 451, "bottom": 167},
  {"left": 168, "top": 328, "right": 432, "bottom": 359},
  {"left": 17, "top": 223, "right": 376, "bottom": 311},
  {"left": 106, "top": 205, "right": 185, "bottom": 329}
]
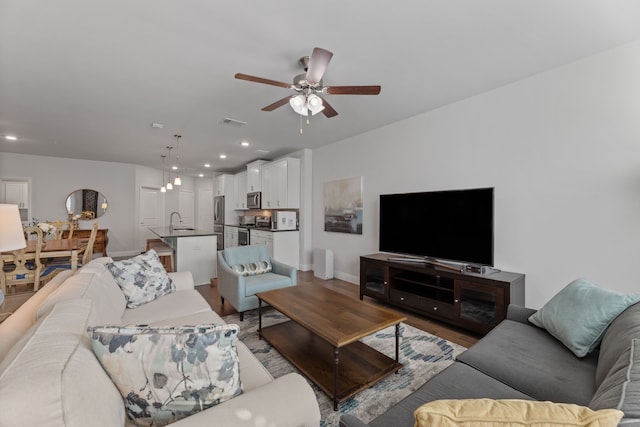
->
[{"left": 146, "top": 239, "right": 175, "bottom": 273}]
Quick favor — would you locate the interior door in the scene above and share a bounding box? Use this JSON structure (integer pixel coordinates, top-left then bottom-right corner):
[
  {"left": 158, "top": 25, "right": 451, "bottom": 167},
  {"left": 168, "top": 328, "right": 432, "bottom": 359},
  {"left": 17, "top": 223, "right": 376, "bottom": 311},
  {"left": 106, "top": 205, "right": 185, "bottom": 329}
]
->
[
  {"left": 139, "top": 186, "right": 164, "bottom": 252},
  {"left": 198, "top": 187, "right": 214, "bottom": 231},
  {"left": 178, "top": 189, "right": 195, "bottom": 227}
]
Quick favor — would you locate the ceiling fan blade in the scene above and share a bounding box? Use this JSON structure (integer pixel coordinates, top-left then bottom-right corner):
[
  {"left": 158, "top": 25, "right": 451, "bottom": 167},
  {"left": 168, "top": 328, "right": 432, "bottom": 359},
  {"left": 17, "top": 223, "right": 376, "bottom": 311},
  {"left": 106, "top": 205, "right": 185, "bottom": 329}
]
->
[
  {"left": 261, "top": 96, "right": 292, "bottom": 111},
  {"left": 319, "top": 96, "right": 338, "bottom": 118},
  {"left": 325, "top": 85, "right": 381, "bottom": 95},
  {"left": 235, "top": 73, "right": 292, "bottom": 89},
  {"left": 305, "top": 47, "right": 333, "bottom": 84}
]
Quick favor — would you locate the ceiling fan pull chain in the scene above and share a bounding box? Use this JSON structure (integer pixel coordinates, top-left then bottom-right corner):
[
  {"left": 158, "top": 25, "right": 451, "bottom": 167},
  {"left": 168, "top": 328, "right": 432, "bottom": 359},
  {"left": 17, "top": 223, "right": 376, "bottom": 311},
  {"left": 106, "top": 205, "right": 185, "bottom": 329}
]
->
[{"left": 299, "top": 115, "right": 303, "bottom": 134}]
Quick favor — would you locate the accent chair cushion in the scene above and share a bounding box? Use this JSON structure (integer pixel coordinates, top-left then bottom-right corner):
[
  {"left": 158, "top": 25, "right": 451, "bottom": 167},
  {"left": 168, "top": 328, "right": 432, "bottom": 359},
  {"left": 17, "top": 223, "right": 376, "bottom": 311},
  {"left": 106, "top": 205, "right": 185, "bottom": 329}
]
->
[
  {"left": 528, "top": 278, "right": 640, "bottom": 357},
  {"left": 231, "top": 260, "right": 272, "bottom": 276},
  {"left": 590, "top": 338, "right": 640, "bottom": 422},
  {"left": 222, "top": 245, "right": 271, "bottom": 267},
  {"left": 414, "top": 399, "right": 623, "bottom": 427},
  {"left": 87, "top": 323, "right": 243, "bottom": 426},
  {"left": 106, "top": 249, "right": 175, "bottom": 308}
]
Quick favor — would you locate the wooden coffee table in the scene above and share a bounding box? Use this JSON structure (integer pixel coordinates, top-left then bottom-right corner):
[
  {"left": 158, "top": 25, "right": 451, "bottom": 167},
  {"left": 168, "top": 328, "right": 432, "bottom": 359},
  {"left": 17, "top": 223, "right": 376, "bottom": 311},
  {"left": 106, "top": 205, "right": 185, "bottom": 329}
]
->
[{"left": 257, "top": 285, "right": 406, "bottom": 410}]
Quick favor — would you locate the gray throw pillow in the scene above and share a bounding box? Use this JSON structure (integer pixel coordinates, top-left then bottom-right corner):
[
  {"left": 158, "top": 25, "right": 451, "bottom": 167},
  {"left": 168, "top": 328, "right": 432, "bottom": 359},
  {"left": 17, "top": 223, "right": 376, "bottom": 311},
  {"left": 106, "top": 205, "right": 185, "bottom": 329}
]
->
[{"left": 529, "top": 278, "right": 640, "bottom": 357}]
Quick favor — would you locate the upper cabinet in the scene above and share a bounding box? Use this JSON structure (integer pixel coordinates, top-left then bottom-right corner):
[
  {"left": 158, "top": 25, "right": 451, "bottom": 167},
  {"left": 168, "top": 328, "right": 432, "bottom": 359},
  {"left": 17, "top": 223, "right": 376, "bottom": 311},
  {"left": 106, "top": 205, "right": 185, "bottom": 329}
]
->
[
  {"left": 2, "top": 181, "right": 29, "bottom": 209},
  {"left": 246, "top": 160, "right": 266, "bottom": 193},
  {"left": 234, "top": 170, "right": 247, "bottom": 210},
  {"left": 215, "top": 174, "right": 234, "bottom": 197},
  {"left": 262, "top": 157, "right": 300, "bottom": 209}
]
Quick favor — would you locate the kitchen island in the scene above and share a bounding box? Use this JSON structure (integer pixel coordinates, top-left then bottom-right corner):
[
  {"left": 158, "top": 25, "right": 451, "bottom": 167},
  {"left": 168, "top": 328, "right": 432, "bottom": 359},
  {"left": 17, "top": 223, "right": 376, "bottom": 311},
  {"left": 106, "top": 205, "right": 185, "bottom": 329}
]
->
[{"left": 149, "top": 227, "right": 217, "bottom": 285}]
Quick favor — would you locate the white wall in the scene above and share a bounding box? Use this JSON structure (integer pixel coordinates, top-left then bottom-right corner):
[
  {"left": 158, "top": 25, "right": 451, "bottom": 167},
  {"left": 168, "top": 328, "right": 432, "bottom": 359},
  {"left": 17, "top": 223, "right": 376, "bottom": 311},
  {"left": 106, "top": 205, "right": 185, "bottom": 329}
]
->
[
  {"left": 312, "top": 41, "right": 640, "bottom": 309},
  {"left": 0, "top": 153, "right": 202, "bottom": 257},
  {"left": 0, "top": 152, "right": 136, "bottom": 256}
]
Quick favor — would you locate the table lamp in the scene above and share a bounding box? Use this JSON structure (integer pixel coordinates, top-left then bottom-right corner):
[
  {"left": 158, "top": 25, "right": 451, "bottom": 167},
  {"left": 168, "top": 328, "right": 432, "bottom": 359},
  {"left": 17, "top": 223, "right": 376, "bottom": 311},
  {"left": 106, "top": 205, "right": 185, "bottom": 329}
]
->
[{"left": 0, "top": 204, "right": 27, "bottom": 304}]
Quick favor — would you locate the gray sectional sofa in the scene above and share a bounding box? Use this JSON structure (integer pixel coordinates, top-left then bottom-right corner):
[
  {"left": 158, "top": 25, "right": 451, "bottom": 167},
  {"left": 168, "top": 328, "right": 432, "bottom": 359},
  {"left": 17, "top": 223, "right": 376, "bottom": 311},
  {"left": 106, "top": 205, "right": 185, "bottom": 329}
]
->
[{"left": 341, "top": 302, "right": 640, "bottom": 426}]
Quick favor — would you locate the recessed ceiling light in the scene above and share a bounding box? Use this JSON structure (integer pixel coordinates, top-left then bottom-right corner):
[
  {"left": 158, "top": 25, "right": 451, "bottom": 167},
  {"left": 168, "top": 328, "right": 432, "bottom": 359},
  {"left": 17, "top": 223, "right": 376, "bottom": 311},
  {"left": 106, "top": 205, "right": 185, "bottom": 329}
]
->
[
  {"left": 241, "top": 141, "right": 250, "bottom": 147},
  {"left": 219, "top": 154, "right": 227, "bottom": 159},
  {"left": 5, "top": 135, "right": 17, "bottom": 141},
  {"left": 171, "top": 165, "right": 178, "bottom": 170},
  {"left": 198, "top": 173, "right": 204, "bottom": 177},
  {"left": 204, "top": 163, "right": 211, "bottom": 168}
]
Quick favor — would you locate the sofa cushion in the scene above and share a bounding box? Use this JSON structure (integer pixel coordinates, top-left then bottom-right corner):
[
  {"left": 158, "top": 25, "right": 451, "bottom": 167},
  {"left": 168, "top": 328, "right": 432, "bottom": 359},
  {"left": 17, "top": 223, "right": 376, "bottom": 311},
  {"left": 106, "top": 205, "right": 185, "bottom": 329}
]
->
[
  {"left": 0, "top": 269, "right": 73, "bottom": 360},
  {"left": 244, "top": 272, "right": 294, "bottom": 297},
  {"left": 36, "top": 267, "right": 125, "bottom": 325},
  {"left": 367, "top": 362, "right": 534, "bottom": 427},
  {"left": 222, "top": 245, "right": 270, "bottom": 267},
  {"left": 590, "top": 338, "right": 640, "bottom": 423},
  {"left": 107, "top": 250, "right": 175, "bottom": 308},
  {"left": 528, "top": 278, "right": 640, "bottom": 357},
  {"left": 120, "top": 290, "right": 212, "bottom": 325},
  {"left": 0, "top": 299, "right": 125, "bottom": 427},
  {"left": 231, "top": 260, "right": 272, "bottom": 276},
  {"left": 597, "top": 302, "right": 640, "bottom": 387},
  {"left": 87, "top": 324, "right": 243, "bottom": 427},
  {"left": 413, "top": 399, "right": 623, "bottom": 427},
  {"left": 456, "top": 319, "right": 599, "bottom": 405}
]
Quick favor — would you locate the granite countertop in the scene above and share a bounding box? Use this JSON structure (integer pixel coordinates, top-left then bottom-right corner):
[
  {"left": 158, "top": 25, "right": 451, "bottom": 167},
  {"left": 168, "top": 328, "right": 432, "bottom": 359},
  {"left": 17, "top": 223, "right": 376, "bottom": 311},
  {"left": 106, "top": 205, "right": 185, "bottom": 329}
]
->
[{"left": 149, "top": 227, "right": 218, "bottom": 238}]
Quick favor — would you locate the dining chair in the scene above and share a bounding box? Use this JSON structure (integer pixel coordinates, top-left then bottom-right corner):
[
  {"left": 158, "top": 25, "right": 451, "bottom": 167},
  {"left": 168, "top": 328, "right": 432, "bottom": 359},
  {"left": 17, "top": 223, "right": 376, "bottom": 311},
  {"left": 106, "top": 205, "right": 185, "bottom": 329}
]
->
[
  {"left": 1, "top": 226, "right": 43, "bottom": 294},
  {"left": 48, "top": 221, "right": 74, "bottom": 240},
  {"left": 82, "top": 222, "right": 99, "bottom": 265},
  {"left": 39, "top": 222, "right": 99, "bottom": 286}
]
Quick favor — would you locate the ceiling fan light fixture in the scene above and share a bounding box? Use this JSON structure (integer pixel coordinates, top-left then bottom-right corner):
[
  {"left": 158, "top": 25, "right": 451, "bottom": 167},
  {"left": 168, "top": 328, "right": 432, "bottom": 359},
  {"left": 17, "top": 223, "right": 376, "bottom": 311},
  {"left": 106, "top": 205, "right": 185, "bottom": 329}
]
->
[
  {"left": 307, "top": 94, "right": 325, "bottom": 115},
  {"left": 289, "top": 95, "right": 307, "bottom": 115}
]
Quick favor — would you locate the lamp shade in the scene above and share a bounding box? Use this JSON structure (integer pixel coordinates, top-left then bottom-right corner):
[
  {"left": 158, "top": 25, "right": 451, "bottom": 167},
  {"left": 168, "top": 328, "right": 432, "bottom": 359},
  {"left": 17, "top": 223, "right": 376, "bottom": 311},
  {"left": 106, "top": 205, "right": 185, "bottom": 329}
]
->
[{"left": 0, "top": 204, "right": 26, "bottom": 252}]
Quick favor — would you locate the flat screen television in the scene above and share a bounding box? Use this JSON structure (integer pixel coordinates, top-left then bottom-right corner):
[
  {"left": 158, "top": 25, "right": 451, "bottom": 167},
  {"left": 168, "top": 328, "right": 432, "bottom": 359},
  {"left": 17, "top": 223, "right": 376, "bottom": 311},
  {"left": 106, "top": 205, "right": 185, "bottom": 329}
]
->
[{"left": 379, "top": 187, "right": 494, "bottom": 266}]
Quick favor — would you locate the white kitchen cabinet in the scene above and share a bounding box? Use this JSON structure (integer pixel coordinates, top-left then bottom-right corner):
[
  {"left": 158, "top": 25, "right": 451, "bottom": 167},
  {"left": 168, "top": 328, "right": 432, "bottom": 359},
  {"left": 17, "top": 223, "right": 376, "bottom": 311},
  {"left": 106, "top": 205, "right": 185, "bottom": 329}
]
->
[
  {"left": 215, "top": 174, "right": 235, "bottom": 197},
  {"left": 174, "top": 235, "right": 217, "bottom": 285},
  {"left": 261, "top": 157, "right": 300, "bottom": 209},
  {"left": 3, "top": 181, "right": 29, "bottom": 209},
  {"left": 224, "top": 226, "right": 238, "bottom": 248},
  {"left": 250, "top": 229, "right": 299, "bottom": 268},
  {"left": 234, "top": 171, "right": 247, "bottom": 210},
  {"left": 246, "top": 160, "right": 266, "bottom": 193}
]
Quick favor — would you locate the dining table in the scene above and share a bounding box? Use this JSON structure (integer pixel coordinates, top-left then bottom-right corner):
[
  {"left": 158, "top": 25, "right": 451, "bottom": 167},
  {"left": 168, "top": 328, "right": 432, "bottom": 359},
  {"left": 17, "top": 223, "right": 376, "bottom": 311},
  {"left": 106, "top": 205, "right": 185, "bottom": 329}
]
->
[{"left": 1, "top": 237, "right": 89, "bottom": 272}]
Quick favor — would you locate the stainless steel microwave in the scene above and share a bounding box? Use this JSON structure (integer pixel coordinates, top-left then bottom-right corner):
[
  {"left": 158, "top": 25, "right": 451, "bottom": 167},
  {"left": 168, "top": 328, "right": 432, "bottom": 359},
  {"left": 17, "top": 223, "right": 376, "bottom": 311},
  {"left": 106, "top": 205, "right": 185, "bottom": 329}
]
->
[{"left": 247, "top": 191, "right": 261, "bottom": 209}]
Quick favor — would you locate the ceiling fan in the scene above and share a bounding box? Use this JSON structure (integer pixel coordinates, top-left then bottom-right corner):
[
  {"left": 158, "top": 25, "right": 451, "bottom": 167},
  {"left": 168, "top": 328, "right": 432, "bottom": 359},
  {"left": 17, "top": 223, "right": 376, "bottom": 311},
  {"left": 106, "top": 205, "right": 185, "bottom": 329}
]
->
[{"left": 235, "top": 47, "right": 381, "bottom": 119}]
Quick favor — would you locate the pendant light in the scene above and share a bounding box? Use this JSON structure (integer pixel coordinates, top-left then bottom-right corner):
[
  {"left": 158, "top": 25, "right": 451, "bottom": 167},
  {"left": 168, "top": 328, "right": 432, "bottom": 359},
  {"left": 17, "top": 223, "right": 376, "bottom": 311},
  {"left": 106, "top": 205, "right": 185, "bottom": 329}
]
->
[
  {"left": 160, "top": 154, "right": 167, "bottom": 193},
  {"left": 173, "top": 134, "right": 182, "bottom": 186},
  {"left": 166, "top": 146, "right": 174, "bottom": 190}
]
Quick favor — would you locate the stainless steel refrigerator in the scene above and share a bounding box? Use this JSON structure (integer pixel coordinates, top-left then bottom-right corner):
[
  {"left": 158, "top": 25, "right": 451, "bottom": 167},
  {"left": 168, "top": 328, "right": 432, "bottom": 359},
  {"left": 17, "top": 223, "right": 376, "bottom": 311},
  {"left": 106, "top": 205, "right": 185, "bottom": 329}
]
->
[{"left": 214, "top": 195, "right": 224, "bottom": 250}]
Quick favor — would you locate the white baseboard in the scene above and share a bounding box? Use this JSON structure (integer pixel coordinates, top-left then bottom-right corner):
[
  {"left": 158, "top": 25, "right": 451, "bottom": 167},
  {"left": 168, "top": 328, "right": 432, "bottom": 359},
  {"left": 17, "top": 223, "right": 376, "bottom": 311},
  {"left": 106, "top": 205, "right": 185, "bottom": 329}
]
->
[{"left": 334, "top": 271, "right": 359, "bottom": 285}]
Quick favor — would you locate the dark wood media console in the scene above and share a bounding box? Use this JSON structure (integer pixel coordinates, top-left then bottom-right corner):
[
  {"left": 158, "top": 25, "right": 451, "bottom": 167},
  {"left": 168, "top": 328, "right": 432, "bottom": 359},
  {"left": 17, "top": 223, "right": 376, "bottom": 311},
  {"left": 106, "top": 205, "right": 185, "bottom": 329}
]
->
[{"left": 360, "top": 253, "right": 525, "bottom": 334}]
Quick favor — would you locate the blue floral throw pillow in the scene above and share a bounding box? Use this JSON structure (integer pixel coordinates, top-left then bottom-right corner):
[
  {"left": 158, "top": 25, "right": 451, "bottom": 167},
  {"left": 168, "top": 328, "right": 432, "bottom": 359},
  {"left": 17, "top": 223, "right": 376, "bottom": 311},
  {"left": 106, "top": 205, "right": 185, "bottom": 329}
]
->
[
  {"left": 87, "top": 324, "right": 243, "bottom": 426},
  {"left": 107, "top": 249, "right": 175, "bottom": 308}
]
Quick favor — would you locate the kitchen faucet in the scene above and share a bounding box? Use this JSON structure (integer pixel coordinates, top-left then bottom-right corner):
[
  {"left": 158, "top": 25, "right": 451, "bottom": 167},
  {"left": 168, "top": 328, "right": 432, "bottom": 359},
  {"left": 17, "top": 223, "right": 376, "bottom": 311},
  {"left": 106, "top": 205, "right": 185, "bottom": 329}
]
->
[{"left": 169, "top": 211, "right": 182, "bottom": 232}]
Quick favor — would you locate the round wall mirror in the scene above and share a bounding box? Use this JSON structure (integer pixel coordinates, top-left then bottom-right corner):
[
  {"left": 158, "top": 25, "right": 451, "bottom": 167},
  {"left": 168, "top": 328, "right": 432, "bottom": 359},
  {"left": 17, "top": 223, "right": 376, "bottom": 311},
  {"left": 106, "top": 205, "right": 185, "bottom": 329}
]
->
[{"left": 65, "top": 189, "right": 108, "bottom": 220}]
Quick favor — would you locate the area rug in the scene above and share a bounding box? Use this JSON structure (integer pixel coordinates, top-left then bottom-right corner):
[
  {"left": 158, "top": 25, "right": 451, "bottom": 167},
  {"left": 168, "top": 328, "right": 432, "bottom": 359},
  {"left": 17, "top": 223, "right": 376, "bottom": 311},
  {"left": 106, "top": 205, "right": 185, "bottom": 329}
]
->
[{"left": 223, "top": 309, "right": 467, "bottom": 427}]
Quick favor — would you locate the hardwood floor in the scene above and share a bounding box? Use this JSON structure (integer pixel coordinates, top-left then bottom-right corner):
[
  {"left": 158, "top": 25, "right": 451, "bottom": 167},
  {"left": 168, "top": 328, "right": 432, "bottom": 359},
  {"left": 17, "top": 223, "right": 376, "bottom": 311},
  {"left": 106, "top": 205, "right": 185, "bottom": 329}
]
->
[{"left": 197, "top": 270, "right": 480, "bottom": 348}]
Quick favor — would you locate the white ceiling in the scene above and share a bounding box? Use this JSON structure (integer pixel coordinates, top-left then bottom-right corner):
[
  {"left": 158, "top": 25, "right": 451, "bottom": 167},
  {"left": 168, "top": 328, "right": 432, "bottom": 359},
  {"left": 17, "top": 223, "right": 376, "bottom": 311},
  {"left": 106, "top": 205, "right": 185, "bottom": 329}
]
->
[{"left": 1, "top": 1, "right": 640, "bottom": 176}]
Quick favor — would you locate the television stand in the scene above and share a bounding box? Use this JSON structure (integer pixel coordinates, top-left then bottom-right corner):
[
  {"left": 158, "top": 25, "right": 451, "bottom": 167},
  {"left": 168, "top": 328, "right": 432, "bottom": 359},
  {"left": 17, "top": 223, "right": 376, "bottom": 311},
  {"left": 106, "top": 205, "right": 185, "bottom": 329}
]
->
[{"left": 360, "top": 253, "right": 525, "bottom": 334}]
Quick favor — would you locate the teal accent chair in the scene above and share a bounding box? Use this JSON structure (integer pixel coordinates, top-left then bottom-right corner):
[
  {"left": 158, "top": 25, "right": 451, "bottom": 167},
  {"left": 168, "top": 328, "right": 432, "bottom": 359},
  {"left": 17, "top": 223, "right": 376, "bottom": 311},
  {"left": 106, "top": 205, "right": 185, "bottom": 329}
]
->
[{"left": 217, "top": 245, "right": 296, "bottom": 320}]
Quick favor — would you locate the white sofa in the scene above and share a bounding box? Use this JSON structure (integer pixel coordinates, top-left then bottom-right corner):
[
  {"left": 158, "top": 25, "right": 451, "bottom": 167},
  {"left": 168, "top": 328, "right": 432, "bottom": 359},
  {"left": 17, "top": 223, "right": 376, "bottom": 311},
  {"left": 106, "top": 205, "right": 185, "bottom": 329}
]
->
[{"left": 0, "top": 257, "right": 321, "bottom": 426}]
